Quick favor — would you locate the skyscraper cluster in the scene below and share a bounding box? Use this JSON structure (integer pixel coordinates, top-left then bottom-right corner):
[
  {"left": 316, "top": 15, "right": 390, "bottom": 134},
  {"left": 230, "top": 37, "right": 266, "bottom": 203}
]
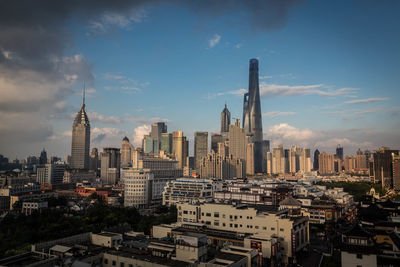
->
[{"left": 266, "top": 145, "right": 311, "bottom": 175}]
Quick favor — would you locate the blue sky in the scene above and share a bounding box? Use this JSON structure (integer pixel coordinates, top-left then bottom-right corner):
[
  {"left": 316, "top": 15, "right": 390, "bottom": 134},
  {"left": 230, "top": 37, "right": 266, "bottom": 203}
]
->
[{"left": 0, "top": 0, "right": 399, "bottom": 159}]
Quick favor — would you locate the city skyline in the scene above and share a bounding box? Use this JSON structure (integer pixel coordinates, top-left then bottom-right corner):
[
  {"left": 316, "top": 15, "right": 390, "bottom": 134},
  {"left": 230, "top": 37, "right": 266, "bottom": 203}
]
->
[{"left": 1, "top": 0, "right": 400, "bottom": 159}]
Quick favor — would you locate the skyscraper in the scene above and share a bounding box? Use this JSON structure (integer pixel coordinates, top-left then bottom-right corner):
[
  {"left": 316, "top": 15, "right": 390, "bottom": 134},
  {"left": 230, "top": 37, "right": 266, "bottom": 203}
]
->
[
  {"left": 228, "top": 119, "right": 248, "bottom": 161},
  {"left": 89, "top": 148, "right": 99, "bottom": 171},
  {"left": 172, "top": 131, "right": 187, "bottom": 169},
  {"left": 220, "top": 104, "right": 231, "bottom": 134},
  {"left": 160, "top": 133, "right": 172, "bottom": 154},
  {"left": 39, "top": 148, "right": 47, "bottom": 165},
  {"left": 71, "top": 89, "right": 90, "bottom": 170},
  {"left": 313, "top": 149, "right": 320, "bottom": 171},
  {"left": 194, "top": 132, "right": 208, "bottom": 171},
  {"left": 335, "top": 145, "right": 344, "bottom": 161},
  {"left": 211, "top": 134, "right": 223, "bottom": 153},
  {"left": 121, "top": 136, "right": 132, "bottom": 167},
  {"left": 101, "top": 147, "right": 121, "bottom": 184},
  {"left": 242, "top": 58, "right": 263, "bottom": 173},
  {"left": 151, "top": 122, "right": 167, "bottom": 152}
]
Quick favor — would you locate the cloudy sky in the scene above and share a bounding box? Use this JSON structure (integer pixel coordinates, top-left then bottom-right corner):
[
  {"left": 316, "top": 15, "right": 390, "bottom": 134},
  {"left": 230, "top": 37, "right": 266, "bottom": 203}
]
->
[{"left": 0, "top": 0, "right": 399, "bottom": 159}]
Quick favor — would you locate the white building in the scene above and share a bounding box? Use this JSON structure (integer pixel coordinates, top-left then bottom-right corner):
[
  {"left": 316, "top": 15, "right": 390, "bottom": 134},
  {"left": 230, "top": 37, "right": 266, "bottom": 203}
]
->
[
  {"left": 122, "top": 168, "right": 176, "bottom": 208},
  {"left": 176, "top": 202, "right": 309, "bottom": 264},
  {"left": 162, "top": 178, "right": 223, "bottom": 206}
]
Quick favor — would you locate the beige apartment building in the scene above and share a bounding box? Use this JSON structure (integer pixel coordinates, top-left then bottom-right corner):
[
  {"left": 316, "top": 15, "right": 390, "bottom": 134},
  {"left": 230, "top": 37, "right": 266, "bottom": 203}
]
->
[{"left": 176, "top": 202, "right": 309, "bottom": 263}]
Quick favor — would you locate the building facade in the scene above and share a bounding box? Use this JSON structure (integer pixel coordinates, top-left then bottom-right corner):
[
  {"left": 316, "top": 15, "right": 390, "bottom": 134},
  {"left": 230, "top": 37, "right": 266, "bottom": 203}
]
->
[
  {"left": 70, "top": 92, "right": 90, "bottom": 170},
  {"left": 101, "top": 148, "right": 121, "bottom": 184},
  {"left": 194, "top": 132, "right": 208, "bottom": 171}
]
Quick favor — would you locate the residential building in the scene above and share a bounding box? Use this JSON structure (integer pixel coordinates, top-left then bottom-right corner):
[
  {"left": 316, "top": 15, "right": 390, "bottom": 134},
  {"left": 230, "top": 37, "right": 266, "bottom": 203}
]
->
[
  {"left": 319, "top": 152, "right": 335, "bottom": 174},
  {"left": 199, "top": 150, "right": 245, "bottom": 179}
]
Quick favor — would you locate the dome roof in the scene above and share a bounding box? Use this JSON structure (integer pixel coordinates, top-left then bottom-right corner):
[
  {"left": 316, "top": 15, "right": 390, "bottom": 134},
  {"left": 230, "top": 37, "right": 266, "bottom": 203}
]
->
[{"left": 123, "top": 136, "right": 130, "bottom": 142}]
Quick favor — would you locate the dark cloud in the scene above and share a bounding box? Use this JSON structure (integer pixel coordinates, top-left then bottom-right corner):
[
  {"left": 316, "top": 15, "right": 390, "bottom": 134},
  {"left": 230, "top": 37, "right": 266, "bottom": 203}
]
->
[{"left": 92, "top": 133, "right": 106, "bottom": 144}]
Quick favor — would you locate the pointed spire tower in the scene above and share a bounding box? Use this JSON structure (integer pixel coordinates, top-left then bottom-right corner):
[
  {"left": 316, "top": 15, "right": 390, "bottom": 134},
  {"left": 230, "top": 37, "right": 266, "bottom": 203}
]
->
[
  {"left": 71, "top": 82, "right": 91, "bottom": 170},
  {"left": 220, "top": 103, "right": 231, "bottom": 134}
]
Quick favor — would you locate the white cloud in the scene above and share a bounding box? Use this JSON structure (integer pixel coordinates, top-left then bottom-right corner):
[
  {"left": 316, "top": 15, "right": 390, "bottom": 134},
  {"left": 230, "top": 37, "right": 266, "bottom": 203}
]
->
[
  {"left": 89, "top": 112, "right": 124, "bottom": 124},
  {"left": 344, "top": 97, "right": 390, "bottom": 104},
  {"left": 259, "top": 83, "right": 358, "bottom": 98},
  {"left": 221, "top": 83, "right": 358, "bottom": 98},
  {"left": 263, "top": 111, "right": 296, "bottom": 117},
  {"left": 88, "top": 9, "right": 147, "bottom": 36},
  {"left": 259, "top": 75, "right": 272, "bottom": 80},
  {"left": 266, "top": 123, "right": 318, "bottom": 143},
  {"left": 133, "top": 125, "right": 151, "bottom": 147},
  {"left": 209, "top": 34, "right": 221, "bottom": 48},
  {"left": 235, "top": 44, "right": 242, "bottom": 49}
]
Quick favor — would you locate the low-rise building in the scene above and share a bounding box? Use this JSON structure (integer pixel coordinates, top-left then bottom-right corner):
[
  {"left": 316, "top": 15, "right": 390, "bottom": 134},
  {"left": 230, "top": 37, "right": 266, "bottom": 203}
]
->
[
  {"left": 162, "top": 178, "right": 223, "bottom": 206},
  {"left": 91, "top": 232, "right": 122, "bottom": 248},
  {"left": 176, "top": 202, "right": 309, "bottom": 264},
  {"left": 22, "top": 200, "right": 48, "bottom": 215}
]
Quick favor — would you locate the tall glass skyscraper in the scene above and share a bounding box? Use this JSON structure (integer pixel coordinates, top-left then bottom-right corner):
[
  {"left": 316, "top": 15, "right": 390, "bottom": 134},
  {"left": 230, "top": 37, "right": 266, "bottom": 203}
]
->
[
  {"left": 242, "top": 59, "right": 263, "bottom": 173},
  {"left": 71, "top": 90, "right": 90, "bottom": 170}
]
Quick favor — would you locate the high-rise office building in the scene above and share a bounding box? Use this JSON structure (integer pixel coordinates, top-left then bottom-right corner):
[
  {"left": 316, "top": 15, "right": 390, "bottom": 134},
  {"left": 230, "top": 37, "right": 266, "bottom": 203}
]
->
[
  {"left": 172, "top": 131, "right": 187, "bottom": 169},
  {"left": 313, "top": 149, "right": 320, "bottom": 171},
  {"left": 220, "top": 104, "right": 231, "bottom": 134},
  {"left": 228, "top": 119, "right": 248, "bottom": 161},
  {"left": 211, "top": 134, "right": 223, "bottom": 153},
  {"left": 39, "top": 148, "right": 47, "bottom": 165},
  {"left": 194, "top": 132, "right": 208, "bottom": 171},
  {"left": 121, "top": 136, "right": 132, "bottom": 167},
  {"left": 101, "top": 148, "right": 121, "bottom": 184},
  {"left": 335, "top": 145, "right": 344, "bottom": 161},
  {"left": 71, "top": 90, "right": 90, "bottom": 170},
  {"left": 242, "top": 59, "right": 263, "bottom": 173},
  {"left": 143, "top": 135, "right": 154, "bottom": 154},
  {"left": 262, "top": 140, "right": 270, "bottom": 172},
  {"left": 160, "top": 133, "right": 172, "bottom": 154},
  {"left": 89, "top": 148, "right": 99, "bottom": 171},
  {"left": 150, "top": 122, "right": 167, "bottom": 152}
]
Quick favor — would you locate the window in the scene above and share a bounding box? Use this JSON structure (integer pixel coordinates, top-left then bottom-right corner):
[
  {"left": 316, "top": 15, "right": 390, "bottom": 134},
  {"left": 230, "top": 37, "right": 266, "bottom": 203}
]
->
[
  {"left": 214, "top": 212, "right": 219, "bottom": 218},
  {"left": 234, "top": 224, "right": 238, "bottom": 228},
  {"left": 255, "top": 226, "right": 259, "bottom": 229},
  {"left": 263, "top": 227, "right": 267, "bottom": 230},
  {"left": 183, "top": 210, "right": 188, "bottom": 214},
  {"left": 112, "top": 260, "right": 116, "bottom": 266},
  {"left": 230, "top": 223, "right": 233, "bottom": 227},
  {"left": 129, "top": 265, "right": 133, "bottom": 267},
  {"left": 222, "top": 214, "right": 226, "bottom": 218},
  {"left": 202, "top": 212, "right": 204, "bottom": 216},
  {"left": 356, "top": 254, "right": 363, "bottom": 259},
  {"left": 280, "top": 228, "right": 284, "bottom": 232},
  {"left": 214, "top": 221, "right": 219, "bottom": 226},
  {"left": 223, "top": 223, "right": 226, "bottom": 226},
  {"left": 120, "top": 263, "right": 125, "bottom": 267},
  {"left": 104, "top": 259, "right": 108, "bottom": 264},
  {"left": 271, "top": 227, "right": 275, "bottom": 231},
  {"left": 206, "top": 213, "right": 211, "bottom": 217}
]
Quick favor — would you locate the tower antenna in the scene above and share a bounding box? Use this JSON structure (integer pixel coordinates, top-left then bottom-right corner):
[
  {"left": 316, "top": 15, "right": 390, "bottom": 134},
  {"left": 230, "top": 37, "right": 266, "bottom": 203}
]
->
[{"left": 83, "top": 81, "right": 85, "bottom": 106}]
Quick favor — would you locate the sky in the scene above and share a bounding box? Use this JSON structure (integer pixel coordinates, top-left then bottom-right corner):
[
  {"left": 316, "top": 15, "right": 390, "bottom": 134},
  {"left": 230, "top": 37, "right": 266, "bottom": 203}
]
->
[{"left": 0, "top": 0, "right": 399, "bottom": 160}]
